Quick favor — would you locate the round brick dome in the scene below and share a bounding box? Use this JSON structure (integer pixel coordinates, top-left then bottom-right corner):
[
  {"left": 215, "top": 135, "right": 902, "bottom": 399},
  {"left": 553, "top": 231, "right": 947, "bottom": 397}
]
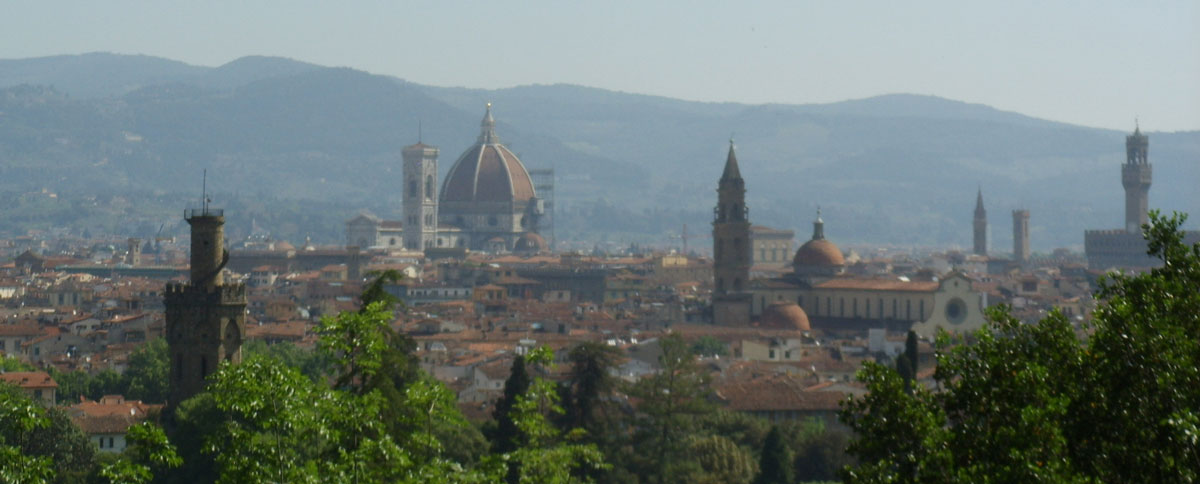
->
[
  {"left": 793, "top": 239, "right": 844, "bottom": 267},
  {"left": 440, "top": 105, "right": 536, "bottom": 205},
  {"left": 760, "top": 301, "right": 811, "bottom": 331},
  {"left": 514, "top": 232, "right": 548, "bottom": 254}
]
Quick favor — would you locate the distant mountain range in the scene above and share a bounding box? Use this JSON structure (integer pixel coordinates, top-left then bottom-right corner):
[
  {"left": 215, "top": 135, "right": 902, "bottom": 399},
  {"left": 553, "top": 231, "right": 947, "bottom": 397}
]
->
[{"left": 0, "top": 52, "right": 1195, "bottom": 251}]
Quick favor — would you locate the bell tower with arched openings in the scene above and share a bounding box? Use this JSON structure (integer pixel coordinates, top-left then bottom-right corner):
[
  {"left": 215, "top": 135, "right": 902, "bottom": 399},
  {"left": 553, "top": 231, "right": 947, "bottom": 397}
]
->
[
  {"left": 164, "top": 203, "right": 246, "bottom": 409},
  {"left": 712, "top": 140, "right": 752, "bottom": 325},
  {"left": 403, "top": 139, "right": 440, "bottom": 251}
]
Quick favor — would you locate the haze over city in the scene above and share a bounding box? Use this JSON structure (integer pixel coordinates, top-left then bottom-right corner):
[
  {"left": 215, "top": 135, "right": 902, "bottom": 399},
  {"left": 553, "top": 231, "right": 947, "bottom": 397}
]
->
[
  {"left": 3, "top": 1, "right": 1198, "bottom": 131},
  {"left": 0, "top": 4, "right": 1198, "bottom": 483}
]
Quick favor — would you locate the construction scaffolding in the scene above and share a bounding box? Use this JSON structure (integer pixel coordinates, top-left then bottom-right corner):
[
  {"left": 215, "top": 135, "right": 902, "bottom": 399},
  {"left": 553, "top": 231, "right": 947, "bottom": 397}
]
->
[{"left": 529, "top": 168, "right": 555, "bottom": 249}]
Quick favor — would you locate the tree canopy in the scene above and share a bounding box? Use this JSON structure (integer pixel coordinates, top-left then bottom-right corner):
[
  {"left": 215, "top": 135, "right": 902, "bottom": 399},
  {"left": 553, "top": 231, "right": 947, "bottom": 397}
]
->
[{"left": 840, "top": 211, "right": 1200, "bottom": 483}]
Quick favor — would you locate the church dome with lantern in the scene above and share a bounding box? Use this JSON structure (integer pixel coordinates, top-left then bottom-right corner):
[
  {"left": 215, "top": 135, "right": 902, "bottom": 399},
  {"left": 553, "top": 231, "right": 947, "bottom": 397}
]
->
[
  {"left": 440, "top": 105, "right": 536, "bottom": 205},
  {"left": 793, "top": 209, "right": 845, "bottom": 278}
]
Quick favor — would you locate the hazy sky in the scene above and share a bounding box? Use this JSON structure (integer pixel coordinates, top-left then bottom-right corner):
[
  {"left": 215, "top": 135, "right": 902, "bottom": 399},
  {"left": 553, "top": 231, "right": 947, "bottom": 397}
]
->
[{"left": 3, "top": 1, "right": 1197, "bottom": 131}]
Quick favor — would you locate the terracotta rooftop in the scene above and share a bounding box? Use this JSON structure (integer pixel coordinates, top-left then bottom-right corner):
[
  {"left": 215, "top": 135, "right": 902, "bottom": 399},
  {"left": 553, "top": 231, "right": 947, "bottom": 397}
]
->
[
  {"left": 0, "top": 371, "right": 58, "bottom": 389},
  {"left": 815, "top": 277, "right": 939, "bottom": 292}
]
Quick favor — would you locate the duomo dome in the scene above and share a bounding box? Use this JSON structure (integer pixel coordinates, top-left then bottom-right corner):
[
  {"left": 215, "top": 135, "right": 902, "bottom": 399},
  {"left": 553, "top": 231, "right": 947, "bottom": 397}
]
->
[{"left": 440, "top": 105, "right": 536, "bottom": 205}]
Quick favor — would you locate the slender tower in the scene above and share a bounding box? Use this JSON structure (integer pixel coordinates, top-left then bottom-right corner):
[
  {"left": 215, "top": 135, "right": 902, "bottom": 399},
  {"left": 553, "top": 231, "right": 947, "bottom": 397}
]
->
[
  {"left": 164, "top": 203, "right": 246, "bottom": 409},
  {"left": 712, "top": 140, "right": 752, "bottom": 325},
  {"left": 1012, "top": 209, "right": 1030, "bottom": 264},
  {"left": 973, "top": 189, "right": 987, "bottom": 256},
  {"left": 403, "top": 139, "right": 440, "bottom": 251},
  {"left": 1122, "top": 125, "right": 1151, "bottom": 233}
]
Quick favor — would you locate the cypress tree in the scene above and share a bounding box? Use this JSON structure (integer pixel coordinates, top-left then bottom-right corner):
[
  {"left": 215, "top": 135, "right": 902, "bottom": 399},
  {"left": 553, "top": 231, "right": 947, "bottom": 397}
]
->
[
  {"left": 491, "top": 356, "right": 531, "bottom": 454},
  {"left": 754, "top": 426, "right": 794, "bottom": 484}
]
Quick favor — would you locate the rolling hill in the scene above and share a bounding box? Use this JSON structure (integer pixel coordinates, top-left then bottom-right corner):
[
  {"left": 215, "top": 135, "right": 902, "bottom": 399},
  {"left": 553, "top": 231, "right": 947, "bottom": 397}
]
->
[{"left": 0, "top": 52, "right": 1195, "bottom": 251}]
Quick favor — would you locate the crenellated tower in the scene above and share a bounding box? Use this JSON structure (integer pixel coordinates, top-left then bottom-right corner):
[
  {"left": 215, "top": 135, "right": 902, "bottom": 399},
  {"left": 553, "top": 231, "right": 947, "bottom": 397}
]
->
[
  {"left": 1122, "top": 125, "right": 1151, "bottom": 233},
  {"left": 973, "top": 189, "right": 987, "bottom": 256},
  {"left": 403, "top": 140, "right": 440, "bottom": 250},
  {"left": 712, "top": 141, "right": 752, "bottom": 325},
  {"left": 165, "top": 206, "right": 246, "bottom": 409}
]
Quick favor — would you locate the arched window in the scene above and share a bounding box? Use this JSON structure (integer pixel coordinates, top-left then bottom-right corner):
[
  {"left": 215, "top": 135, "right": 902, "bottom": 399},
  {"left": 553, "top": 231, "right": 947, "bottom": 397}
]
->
[
  {"left": 408, "top": 179, "right": 418, "bottom": 198},
  {"left": 425, "top": 175, "right": 434, "bottom": 199},
  {"left": 919, "top": 300, "right": 925, "bottom": 320}
]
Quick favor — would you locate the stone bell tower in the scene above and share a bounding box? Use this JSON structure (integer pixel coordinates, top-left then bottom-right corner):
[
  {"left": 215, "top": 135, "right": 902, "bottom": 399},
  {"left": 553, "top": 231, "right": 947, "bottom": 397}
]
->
[
  {"left": 712, "top": 140, "right": 752, "bottom": 326},
  {"left": 403, "top": 139, "right": 439, "bottom": 251},
  {"left": 973, "top": 189, "right": 987, "bottom": 256},
  {"left": 165, "top": 205, "right": 246, "bottom": 408},
  {"left": 1122, "top": 125, "right": 1151, "bottom": 233}
]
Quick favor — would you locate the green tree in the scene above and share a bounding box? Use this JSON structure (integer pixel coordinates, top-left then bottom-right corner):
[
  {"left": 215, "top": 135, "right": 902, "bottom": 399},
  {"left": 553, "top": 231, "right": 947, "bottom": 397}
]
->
[
  {"left": 754, "top": 426, "right": 794, "bottom": 484},
  {"left": 242, "top": 340, "right": 332, "bottom": 382},
  {"left": 690, "top": 335, "right": 728, "bottom": 358},
  {"left": 562, "top": 341, "right": 623, "bottom": 433},
  {"left": 1072, "top": 210, "right": 1200, "bottom": 481},
  {"left": 491, "top": 355, "right": 532, "bottom": 455},
  {"left": 501, "top": 346, "right": 608, "bottom": 484},
  {"left": 840, "top": 211, "right": 1200, "bottom": 483},
  {"left": 0, "top": 383, "right": 54, "bottom": 484},
  {"left": 18, "top": 407, "right": 96, "bottom": 483},
  {"left": 96, "top": 422, "right": 181, "bottom": 484},
  {"left": 689, "top": 434, "right": 756, "bottom": 484},
  {"left": 628, "top": 333, "right": 715, "bottom": 483},
  {"left": 124, "top": 338, "right": 168, "bottom": 403}
]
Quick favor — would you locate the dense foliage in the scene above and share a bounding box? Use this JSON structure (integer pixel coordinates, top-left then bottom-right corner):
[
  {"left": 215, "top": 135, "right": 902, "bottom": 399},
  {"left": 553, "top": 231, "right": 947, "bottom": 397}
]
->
[{"left": 841, "top": 211, "right": 1200, "bottom": 483}]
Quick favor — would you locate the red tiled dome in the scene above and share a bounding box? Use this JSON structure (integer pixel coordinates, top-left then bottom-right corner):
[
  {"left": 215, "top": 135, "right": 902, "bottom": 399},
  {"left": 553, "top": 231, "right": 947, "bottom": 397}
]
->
[
  {"left": 514, "top": 232, "right": 548, "bottom": 254},
  {"left": 440, "top": 105, "right": 536, "bottom": 204},
  {"left": 793, "top": 239, "right": 844, "bottom": 267},
  {"left": 760, "top": 301, "right": 811, "bottom": 331}
]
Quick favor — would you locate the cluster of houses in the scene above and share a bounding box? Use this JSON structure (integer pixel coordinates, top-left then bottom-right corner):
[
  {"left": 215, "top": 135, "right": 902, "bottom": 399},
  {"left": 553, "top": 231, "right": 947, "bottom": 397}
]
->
[{"left": 0, "top": 230, "right": 1102, "bottom": 450}]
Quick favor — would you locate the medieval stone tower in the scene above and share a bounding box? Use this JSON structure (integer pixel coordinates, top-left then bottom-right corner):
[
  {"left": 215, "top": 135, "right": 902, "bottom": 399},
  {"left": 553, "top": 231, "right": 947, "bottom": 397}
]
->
[
  {"left": 712, "top": 141, "right": 752, "bottom": 325},
  {"left": 165, "top": 207, "right": 246, "bottom": 408},
  {"left": 126, "top": 238, "right": 142, "bottom": 266},
  {"left": 1012, "top": 209, "right": 1030, "bottom": 264},
  {"left": 973, "top": 189, "right": 987, "bottom": 256},
  {"left": 1122, "top": 125, "right": 1151, "bottom": 233},
  {"left": 403, "top": 141, "right": 440, "bottom": 250}
]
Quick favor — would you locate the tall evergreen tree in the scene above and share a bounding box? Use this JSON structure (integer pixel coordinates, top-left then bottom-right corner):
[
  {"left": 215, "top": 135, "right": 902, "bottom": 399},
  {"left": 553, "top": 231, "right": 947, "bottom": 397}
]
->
[
  {"left": 754, "top": 426, "right": 794, "bottom": 484},
  {"left": 563, "top": 342, "right": 622, "bottom": 432},
  {"left": 491, "top": 356, "right": 531, "bottom": 454}
]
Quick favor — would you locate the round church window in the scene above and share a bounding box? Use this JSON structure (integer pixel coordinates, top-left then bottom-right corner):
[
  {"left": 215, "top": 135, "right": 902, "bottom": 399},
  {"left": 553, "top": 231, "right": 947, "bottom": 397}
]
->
[{"left": 945, "top": 297, "right": 967, "bottom": 325}]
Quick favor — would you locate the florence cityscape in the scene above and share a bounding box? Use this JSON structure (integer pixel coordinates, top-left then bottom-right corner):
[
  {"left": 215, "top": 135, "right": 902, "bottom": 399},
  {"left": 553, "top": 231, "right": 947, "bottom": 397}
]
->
[{"left": 0, "top": 2, "right": 1198, "bottom": 483}]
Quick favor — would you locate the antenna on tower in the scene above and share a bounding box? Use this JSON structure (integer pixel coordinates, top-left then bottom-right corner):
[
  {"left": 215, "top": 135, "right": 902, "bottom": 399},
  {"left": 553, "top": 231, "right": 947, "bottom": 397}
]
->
[{"left": 201, "top": 169, "right": 209, "bottom": 214}]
